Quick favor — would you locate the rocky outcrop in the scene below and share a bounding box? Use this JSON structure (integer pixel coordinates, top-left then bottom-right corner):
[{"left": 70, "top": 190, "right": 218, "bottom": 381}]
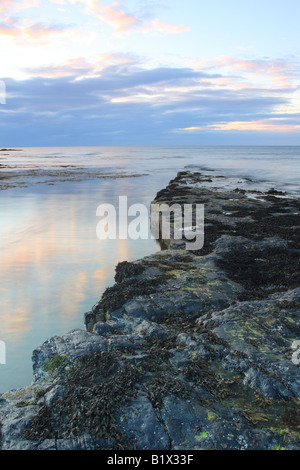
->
[{"left": 0, "top": 170, "right": 299, "bottom": 450}]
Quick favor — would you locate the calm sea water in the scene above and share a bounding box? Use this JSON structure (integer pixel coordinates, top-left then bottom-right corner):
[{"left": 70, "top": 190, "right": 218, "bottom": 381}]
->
[{"left": 0, "top": 146, "right": 299, "bottom": 392}]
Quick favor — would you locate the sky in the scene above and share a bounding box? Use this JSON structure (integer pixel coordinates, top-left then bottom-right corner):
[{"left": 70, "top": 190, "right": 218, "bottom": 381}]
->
[{"left": 0, "top": 0, "right": 300, "bottom": 146}]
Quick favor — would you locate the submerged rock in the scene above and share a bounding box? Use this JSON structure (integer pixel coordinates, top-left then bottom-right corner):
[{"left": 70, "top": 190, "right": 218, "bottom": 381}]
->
[{"left": 0, "top": 170, "right": 299, "bottom": 450}]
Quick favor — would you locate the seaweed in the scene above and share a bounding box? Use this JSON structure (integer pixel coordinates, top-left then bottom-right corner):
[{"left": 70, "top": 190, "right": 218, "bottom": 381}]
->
[{"left": 23, "top": 351, "right": 141, "bottom": 449}]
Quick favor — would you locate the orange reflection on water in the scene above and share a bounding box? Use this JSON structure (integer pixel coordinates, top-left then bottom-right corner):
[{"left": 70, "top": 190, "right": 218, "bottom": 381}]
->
[
  {"left": 57, "top": 271, "right": 89, "bottom": 318},
  {"left": 0, "top": 192, "right": 95, "bottom": 338},
  {"left": 1, "top": 303, "right": 32, "bottom": 339},
  {"left": 0, "top": 190, "right": 136, "bottom": 340},
  {"left": 0, "top": 181, "right": 159, "bottom": 392},
  {"left": 117, "top": 238, "right": 130, "bottom": 262}
]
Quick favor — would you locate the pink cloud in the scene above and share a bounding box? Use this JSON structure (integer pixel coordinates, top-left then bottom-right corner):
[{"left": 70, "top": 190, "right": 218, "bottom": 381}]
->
[
  {"left": 211, "top": 119, "right": 300, "bottom": 132},
  {"left": 151, "top": 18, "right": 190, "bottom": 35},
  {"left": 0, "top": 18, "right": 70, "bottom": 42},
  {"left": 99, "top": 2, "right": 141, "bottom": 33},
  {"left": 57, "top": 0, "right": 189, "bottom": 35},
  {"left": 213, "top": 56, "right": 295, "bottom": 88},
  {"left": 0, "top": 0, "right": 39, "bottom": 13},
  {"left": 0, "top": 0, "right": 70, "bottom": 42},
  {"left": 178, "top": 119, "right": 300, "bottom": 133},
  {"left": 66, "top": 0, "right": 141, "bottom": 33}
]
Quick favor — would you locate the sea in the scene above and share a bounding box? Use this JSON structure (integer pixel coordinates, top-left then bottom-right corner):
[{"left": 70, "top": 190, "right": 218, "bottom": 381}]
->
[{"left": 0, "top": 145, "right": 299, "bottom": 393}]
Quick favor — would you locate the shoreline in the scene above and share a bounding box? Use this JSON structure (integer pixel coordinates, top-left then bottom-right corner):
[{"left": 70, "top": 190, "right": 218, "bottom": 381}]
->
[{"left": 0, "top": 169, "right": 299, "bottom": 450}]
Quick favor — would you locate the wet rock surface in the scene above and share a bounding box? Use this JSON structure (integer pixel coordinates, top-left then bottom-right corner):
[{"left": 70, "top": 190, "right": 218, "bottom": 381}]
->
[
  {"left": 0, "top": 168, "right": 146, "bottom": 191},
  {"left": 1, "top": 170, "right": 299, "bottom": 450}
]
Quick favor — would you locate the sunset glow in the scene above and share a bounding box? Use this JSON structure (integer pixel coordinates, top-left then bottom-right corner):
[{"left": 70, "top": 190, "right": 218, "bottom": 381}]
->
[{"left": 0, "top": 0, "right": 299, "bottom": 145}]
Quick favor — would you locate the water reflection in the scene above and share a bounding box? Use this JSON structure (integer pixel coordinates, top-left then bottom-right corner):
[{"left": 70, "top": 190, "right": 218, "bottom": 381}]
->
[{"left": 0, "top": 176, "right": 161, "bottom": 392}]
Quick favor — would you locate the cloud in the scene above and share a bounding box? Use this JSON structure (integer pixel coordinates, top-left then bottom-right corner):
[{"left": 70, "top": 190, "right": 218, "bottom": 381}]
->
[
  {"left": 236, "top": 45, "right": 254, "bottom": 51},
  {"left": 52, "top": 0, "right": 189, "bottom": 35},
  {"left": 0, "top": 0, "right": 39, "bottom": 14},
  {"left": 23, "top": 53, "right": 139, "bottom": 78},
  {"left": 0, "top": 14, "right": 72, "bottom": 43},
  {"left": 67, "top": 0, "right": 141, "bottom": 33},
  {"left": 97, "top": 2, "right": 141, "bottom": 33},
  {"left": 151, "top": 18, "right": 190, "bottom": 35},
  {"left": 57, "top": 0, "right": 142, "bottom": 33},
  {"left": 9, "top": 22, "right": 69, "bottom": 41},
  {"left": 1, "top": 58, "right": 296, "bottom": 147},
  {"left": 0, "top": 24, "right": 70, "bottom": 44},
  {"left": 0, "top": 1, "right": 298, "bottom": 145},
  {"left": 0, "top": 0, "right": 137, "bottom": 42},
  {"left": 0, "top": 0, "right": 190, "bottom": 55},
  {"left": 6, "top": 64, "right": 218, "bottom": 111},
  {"left": 211, "top": 56, "right": 298, "bottom": 89},
  {"left": 23, "top": 58, "right": 93, "bottom": 78},
  {"left": 179, "top": 119, "right": 300, "bottom": 133}
]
